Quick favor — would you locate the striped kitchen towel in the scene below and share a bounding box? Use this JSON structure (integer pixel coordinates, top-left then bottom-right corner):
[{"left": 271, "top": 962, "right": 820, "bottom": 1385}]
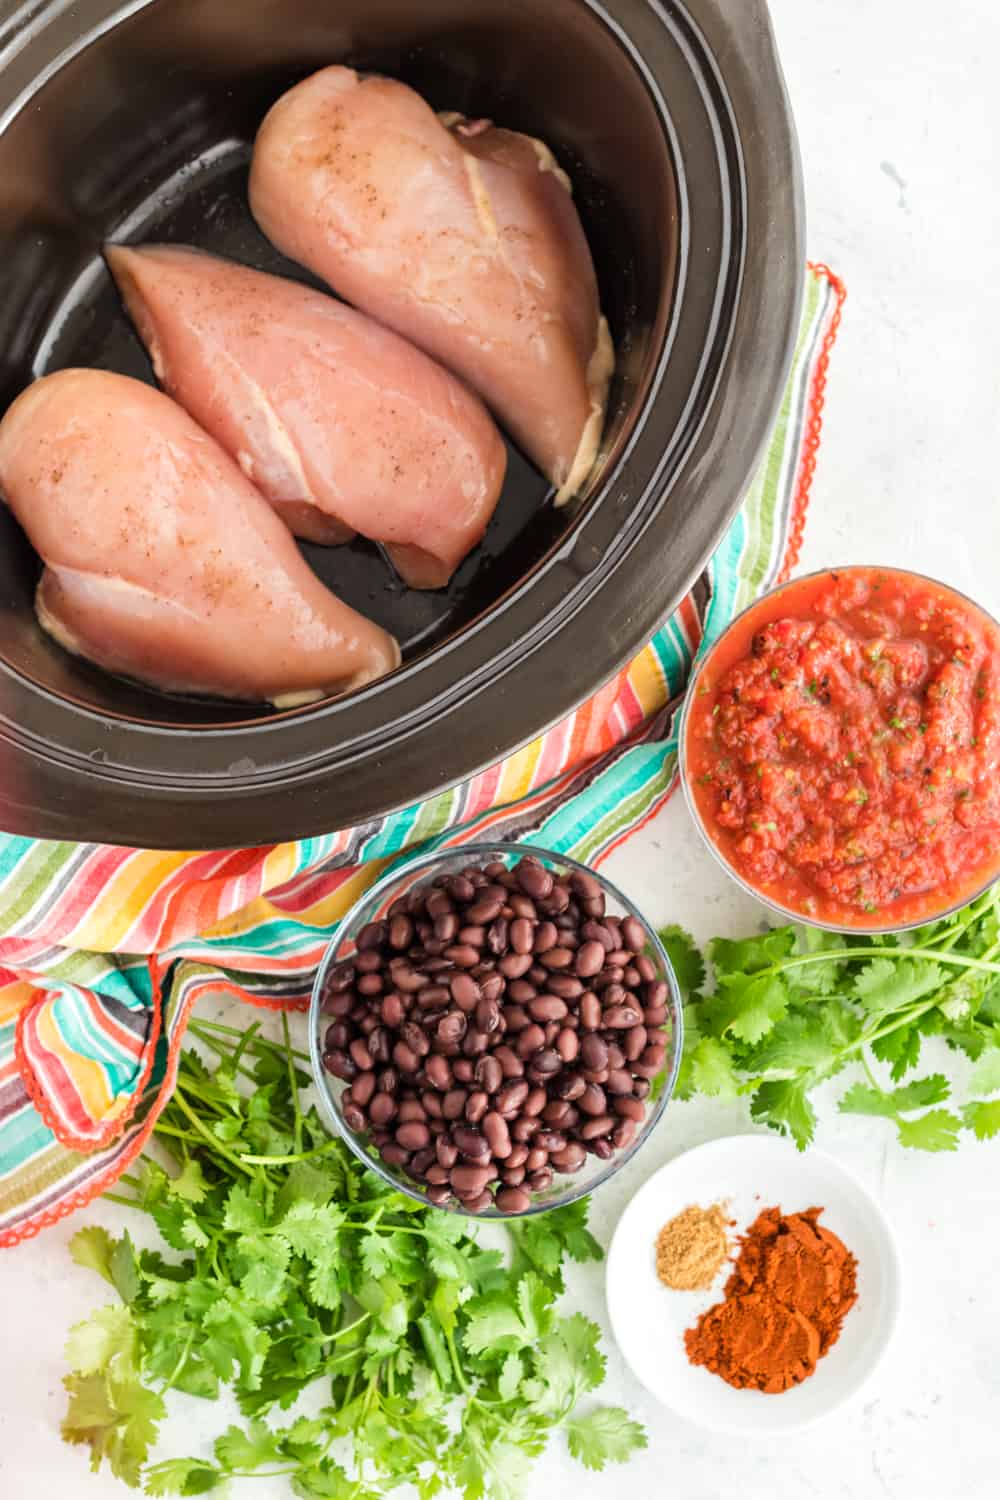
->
[{"left": 0, "top": 264, "right": 845, "bottom": 1246}]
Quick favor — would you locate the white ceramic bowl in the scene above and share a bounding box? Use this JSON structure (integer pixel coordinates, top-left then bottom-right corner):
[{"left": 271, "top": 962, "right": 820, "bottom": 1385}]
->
[{"left": 606, "top": 1133, "right": 901, "bottom": 1433}]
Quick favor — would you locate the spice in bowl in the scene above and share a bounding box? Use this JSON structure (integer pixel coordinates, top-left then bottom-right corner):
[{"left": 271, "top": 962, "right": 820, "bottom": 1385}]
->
[
  {"left": 684, "top": 1205, "right": 858, "bottom": 1393},
  {"left": 683, "top": 565, "right": 1000, "bottom": 929},
  {"left": 655, "top": 1202, "right": 731, "bottom": 1291}
]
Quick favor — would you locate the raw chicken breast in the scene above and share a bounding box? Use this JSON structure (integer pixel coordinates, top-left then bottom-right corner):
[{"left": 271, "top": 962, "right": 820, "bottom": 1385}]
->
[
  {"left": 0, "top": 370, "right": 400, "bottom": 705},
  {"left": 106, "top": 244, "right": 507, "bottom": 588},
  {"left": 249, "top": 66, "right": 614, "bottom": 504}
]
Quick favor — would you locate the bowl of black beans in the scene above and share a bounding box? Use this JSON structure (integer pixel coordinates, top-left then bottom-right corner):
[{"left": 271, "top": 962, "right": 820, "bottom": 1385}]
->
[{"left": 308, "top": 842, "right": 682, "bottom": 1216}]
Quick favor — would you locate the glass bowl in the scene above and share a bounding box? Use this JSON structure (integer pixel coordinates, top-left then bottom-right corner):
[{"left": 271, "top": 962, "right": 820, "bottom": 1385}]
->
[
  {"left": 679, "top": 564, "right": 1000, "bottom": 934},
  {"left": 308, "top": 840, "right": 682, "bottom": 1218}
]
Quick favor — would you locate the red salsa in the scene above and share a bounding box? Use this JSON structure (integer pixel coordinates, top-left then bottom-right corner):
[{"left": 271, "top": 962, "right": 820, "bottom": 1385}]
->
[{"left": 684, "top": 567, "right": 1000, "bottom": 928}]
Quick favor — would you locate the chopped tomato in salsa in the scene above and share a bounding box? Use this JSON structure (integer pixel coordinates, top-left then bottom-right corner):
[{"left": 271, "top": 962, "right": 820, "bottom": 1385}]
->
[{"left": 684, "top": 567, "right": 1000, "bottom": 927}]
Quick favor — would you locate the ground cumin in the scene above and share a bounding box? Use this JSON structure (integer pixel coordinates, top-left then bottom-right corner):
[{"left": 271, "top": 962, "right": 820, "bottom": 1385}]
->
[
  {"left": 684, "top": 1206, "right": 858, "bottom": 1394},
  {"left": 655, "top": 1203, "right": 730, "bottom": 1291}
]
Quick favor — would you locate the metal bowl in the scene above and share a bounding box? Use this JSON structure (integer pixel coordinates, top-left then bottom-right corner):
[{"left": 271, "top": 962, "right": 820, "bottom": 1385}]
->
[
  {"left": 308, "top": 841, "right": 683, "bottom": 1217},
  {"left": 0, "top": 0, "right": 804, "bottom": 846}
]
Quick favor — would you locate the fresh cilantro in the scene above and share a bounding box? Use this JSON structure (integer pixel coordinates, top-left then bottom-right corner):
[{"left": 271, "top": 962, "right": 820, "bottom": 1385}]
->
[
  {"left": 60, "top": 1016, "right": 638, "bottom": 1497},
  {"left": 656, "top": 924, "right": 705, "bottom": 999},
  {"left": 565, "top": 1408, "right": 647, "bottom": 1470},
  {"left": 962, "top": 1099, "right": 1000, "bottom": 1140},
  {"left": 675, "top": 885, "right": 1000, "bottom": 1151}
]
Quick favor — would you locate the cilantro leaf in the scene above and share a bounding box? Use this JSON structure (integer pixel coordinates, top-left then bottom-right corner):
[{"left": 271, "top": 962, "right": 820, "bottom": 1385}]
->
[
  {"left": 498, "top": 1352, "right": 523, "bottom": 1403},
  {"left": 750, "top": 1079, "right": 816, "bottom": 1149},
  {"left": 223, "top": 1183, "right": 267, "bottom": 1233},
  {"left": 170, "top": 1159, "right": 209, "bottom": 1204},
  {"left": 871, "top": 1021, "right": 922, "bottom": 1080},
  {"left": 840, "top": 1074, "right": 950, "bottom": 1120},
  {"left": 710, "top": 927, "right": 795, "bottom": 977},
  {"left": 705, "top": 971, "right": 788, "bottom": 1045},
  {"left": 144, "top": 1458, "right": 222, "bottom": 1495},
  {"left": 895, "top": 1109, "right": 962, "bottom": 1151},
  {"left": 656, "top": 925, "right": 705, "bottom": 998},
  {"left": 853, "top": 958, "right": 945, "bottom": 1015},
  {"left": 69, "top": 1226, "right": 117, "bottom": 1287},
  {"left": 962, "top": 1099, "right": 1000, "bottom": 1140},
  {"left": 530, "top": 1314, "right": 606, "bottom": 1415},
  {"left": 213, "top": 1420, "right": 285, "bottom": 1471},
  {"left": 970, "top": 1050, "right": 1000, "bottom": 1095},
  {"left": 65, "top": 1305, "right": 135, "bottom": 1376},
  {"left": 565, "top": 1407, "right": 648, "bottom": 1470},
  {"left": 684, "top": 1037, "right": 740, "bottom": 1097}
]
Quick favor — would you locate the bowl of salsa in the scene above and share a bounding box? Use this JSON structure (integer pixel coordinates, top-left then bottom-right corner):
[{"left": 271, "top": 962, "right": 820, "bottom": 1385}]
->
[{"left": 680, "top": 566, "right": 1000, "bottom": 930}]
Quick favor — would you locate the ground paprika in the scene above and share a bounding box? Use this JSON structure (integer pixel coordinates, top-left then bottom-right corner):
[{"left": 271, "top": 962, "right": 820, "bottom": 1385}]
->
[{"left": 684, "top": 1205, "right": 858, "bottom": 1394}]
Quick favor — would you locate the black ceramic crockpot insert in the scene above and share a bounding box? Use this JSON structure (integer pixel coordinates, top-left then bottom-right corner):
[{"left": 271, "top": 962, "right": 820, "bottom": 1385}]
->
[{"left": 0, "top": 0, "right": 804, "bottom": 846}]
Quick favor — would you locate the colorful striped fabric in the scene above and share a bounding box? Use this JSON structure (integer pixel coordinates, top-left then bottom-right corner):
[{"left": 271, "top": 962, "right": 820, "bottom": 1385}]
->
[{"left": 0, "top": 264, "right": 845, "bottom": 1247}]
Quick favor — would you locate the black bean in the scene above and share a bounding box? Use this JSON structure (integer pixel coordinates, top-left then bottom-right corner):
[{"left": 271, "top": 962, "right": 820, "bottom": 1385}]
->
[
  {"left": 496, "top": 1079, "right": 529, "bottom": 1117},
  {"left": 451, "top": 1164, "right": 491, "bottom": 1196},
  {"left": 443, "top": 1089, "right": 468, "bottom": 1120},
  {"left": 606, "top": 1067, "right": 634, "bottom": 1095},
  {"left": 436, "top": 1136, "right": 459, "bottom": 1168},
  {"left": 397, "top": 1098, "right": 426, "bottom": 1124},
  {"left": 475, "top": 996, "right": 501, "bottom": 1033},
  {"left": 459, "top": 925, "right": 485, "bottom": 947},
  {"left": 499, "top": 951, "right": 533, "bottom": 979},
  {"left": 324, "top": 1048, "right": 357, "bottom": 1082},
  {"left": 623, "top": 1025, "right": 649, "bottom": 1063},
  {"left": 487, "top": 917, "right": 509, "bottom": 954},
  {"left": 621, "top": 916, "right": 647, "bottom": 954},
  {"left": 556, "top": 1028, "right": 579, "bottom": 1063},
  {"left": 502, "top": 1167, "right": 527, "bottom": 1187},
  {"left": 580, "top": 1034, "right": 609, "bottom": 1071},
  {"left": 452, "top": 1059, "right": 474, "bottom": 1083},
  {"left": 436, "top": 1011, "right": 468, "bottom": 1046},
  {"left": 445, "top": 944, "right": 480, "bottom": 968},
  {"left": 555, "top": 1071, "right": 586, "bottom": 1100},
  {"left": 550, "top": 1142, "right": 587, "bottom": 1173},
  {"left": 393, "top": 1040, "right": 420, "bottom": 1073},
  {"left": 425, "top": 1054, "right": 452, "bottom": 1091},
  {"left": 496, "top": 1186, "right": 531, "bottom": 1213},
  {"left": 524, "top": 1086, "right": 547, "bottom": 1116},
  {"left": 531, "top": 1048, "right": 562, "bottom": 1076},
  {"left": 357, "top": 920, "right": 387, "bottom": 951},
  {"left": 535, "top": 1130, "right": 567, "bottom": 1153},
  {"left": 396, "top": 1121, "right": 430, "bottom": 1151},
  {"left": 580, "top": 992, "right": 602, "bottom": 1030},
  {"left": 465, "top": 1090, "right": 489, "bottom": 1124},
  {"left": 352, "top": 1071, "right": 376, "bottom": 1108},
  {"left": 426, "top": 1184, "right": 453, "bottom": 1207},
  {"left": 516, "top": 1023, "right": 546, "bottom": 1058},
  {"left": 424, "top": 1162, "right": 450, "bottom": 1185},
  {"left": 462, "top": 1028, "right": 490, "bottom": 1057},
  {"left": 476, "top": 1054, "right": 503, "bottom": 1094},
  {"left": 494, "top": 1045, "right": 524, "bottom": 1079},
  {"left": 516, "top": 859, "right": 553, "bottom": 899},
  {"left": 591, "top": 1137, "right": 614, "bottom": 1160},
  {"left": 602, "top": 1005, "right": 642, "bottom": 1029},
  {"left": 533, "top": 921, "right": 558, "bottom": 953},
  {"left": 613, "top": 1118, "right": 638, "bottom": 1150},
  {"left": 579, "top": 1083, "right": 607, "bottom": 1116},
  {"left": 453, "top": 1125, "right": 490, "bottom": 1160},
  {"left": 325, "top": 962, "right": 356, "bottom": 995},
  {"left": 527, "top": 1168, "right": 553, "bottom": 1192},
  {"left": 483, "top": 1111, "right": 512, "bottom": 1158},
  {"left": 527, "top": 995, "right": 566, "bottom": 1024},
  {"left": 343, "top": 1102, "right": 366, "bottom": 1132}
]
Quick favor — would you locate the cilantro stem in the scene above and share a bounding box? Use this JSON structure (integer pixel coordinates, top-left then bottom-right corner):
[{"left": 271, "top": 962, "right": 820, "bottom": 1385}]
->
[
  {"left": 189, "top": 1017, "right": 311, "bottom": 1062},
  {"left": 281, "top": 1011, "right": 304, "bottom": 1156},
  {"left": 239, "top": 1139, "right": 344, "bottom": 1167},
  {"left": 771, "top": 947, "right": 1000, "bottom": 980},
  {"left": 160, "top": 1328, "right": 195, "bottom": 1395},
  {"left": 169, "top": 1088, "right": 257, "bottom": 1178}
]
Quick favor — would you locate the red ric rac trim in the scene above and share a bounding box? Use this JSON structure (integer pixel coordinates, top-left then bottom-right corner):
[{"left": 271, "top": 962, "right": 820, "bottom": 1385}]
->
[
  {"left": 0, "top": 965, "right": 248, "bottom": 1249},
  {"left": 14, "top": 972, "right": 164, "bottom": 1153},
  {"left": 778, "top": 262, "right": 847, "bottom": 584}
]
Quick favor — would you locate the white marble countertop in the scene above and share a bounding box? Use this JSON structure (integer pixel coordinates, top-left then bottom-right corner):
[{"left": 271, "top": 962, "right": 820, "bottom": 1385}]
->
[{"left": 3, "top": 2, "right": 999, "bottom": 1497}]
